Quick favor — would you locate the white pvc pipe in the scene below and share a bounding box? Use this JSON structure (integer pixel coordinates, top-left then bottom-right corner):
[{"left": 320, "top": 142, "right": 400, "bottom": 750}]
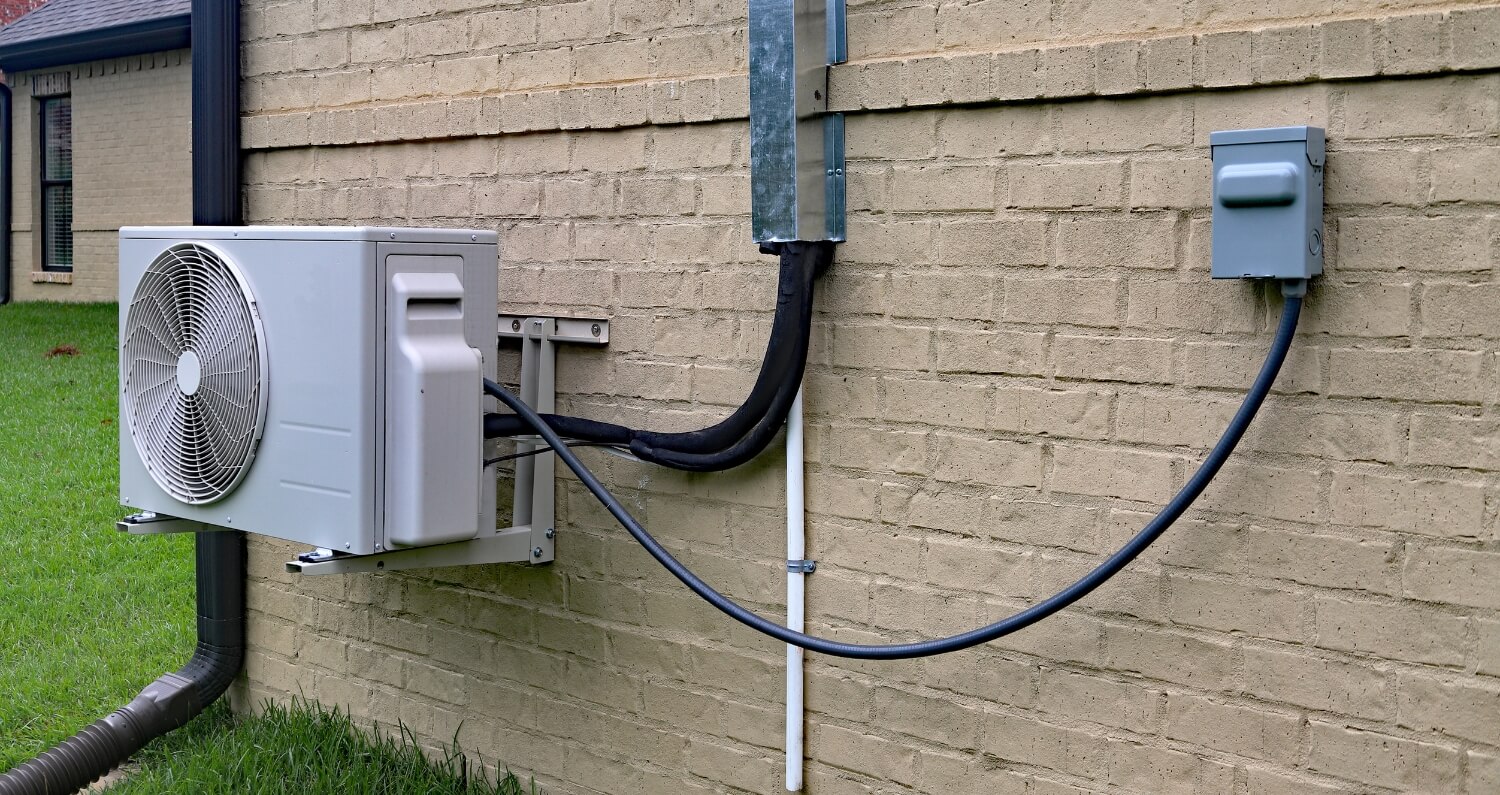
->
[{"left": 785, "top": 386, "right": 806, "bottom": 792}]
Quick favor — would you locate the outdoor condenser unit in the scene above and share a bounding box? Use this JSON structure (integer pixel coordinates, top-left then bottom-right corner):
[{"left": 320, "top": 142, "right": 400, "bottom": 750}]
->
[{"left": 117, "top": 226, "right": 498, "bottom": 556}]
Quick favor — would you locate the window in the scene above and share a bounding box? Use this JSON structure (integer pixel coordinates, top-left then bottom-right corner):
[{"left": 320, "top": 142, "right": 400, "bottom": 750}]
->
[{"left": 40, "top": 95, "right": 72, "bottom": 272}]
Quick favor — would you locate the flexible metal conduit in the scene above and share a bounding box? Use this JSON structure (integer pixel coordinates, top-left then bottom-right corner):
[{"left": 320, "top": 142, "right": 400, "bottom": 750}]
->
[
  {"left": 0, "top": 2, "right": 246, "bottom": 792},
  {"left": 485, "top": 282, "right": 1305, "bottom": 660}
]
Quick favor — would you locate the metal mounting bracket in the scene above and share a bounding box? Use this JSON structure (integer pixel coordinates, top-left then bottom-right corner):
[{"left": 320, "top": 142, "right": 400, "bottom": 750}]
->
[
  {"left": 283, "top": 315, "right": 609, "bottom": 575},
  {"left": 117, "top": 512, "right": 212, "bottom": 535},
  {"left": 749, "top": 0, "right": 847, "bottom": 243}
]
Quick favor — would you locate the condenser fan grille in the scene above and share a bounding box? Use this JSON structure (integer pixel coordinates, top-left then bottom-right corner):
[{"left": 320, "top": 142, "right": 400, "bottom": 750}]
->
[{"left": 123, "top": 243, "right": 267, "bottom": 504}]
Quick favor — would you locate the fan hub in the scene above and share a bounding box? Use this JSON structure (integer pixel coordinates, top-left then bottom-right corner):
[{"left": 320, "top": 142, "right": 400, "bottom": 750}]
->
[{"left": 176, "top": 350, "right": 202, "bottom": 396}]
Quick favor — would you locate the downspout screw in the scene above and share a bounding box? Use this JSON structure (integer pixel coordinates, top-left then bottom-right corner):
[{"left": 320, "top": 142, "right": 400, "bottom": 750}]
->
[
  {"left": 590, "top": 324, "right": 601, "bottom": 337},
  {"left": 545, "top": 528, "right": 555, "bottom": 539},
  {"left": 532, "top": 547, "right": 544, "bottom": 558},
  {"left": 512, "top": 319, "right": 521, "bottom": 331}
]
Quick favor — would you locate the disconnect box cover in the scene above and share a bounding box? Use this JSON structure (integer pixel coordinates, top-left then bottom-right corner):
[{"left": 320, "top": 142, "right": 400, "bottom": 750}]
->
[{"left": 1209, "top": 126, "right": 1325, "bottom": 280}]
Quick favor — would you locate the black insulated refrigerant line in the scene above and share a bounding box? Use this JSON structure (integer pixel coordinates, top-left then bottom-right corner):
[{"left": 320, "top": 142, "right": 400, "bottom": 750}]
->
[
  {"left": 0, "top": 3, "right": 245, "bottom": 793},
  {"left": 488, "top": 282, "right": 1306, "bottom": 660},
  {"left": 485, "top": 240, "right": 833, "bottom": 471}
]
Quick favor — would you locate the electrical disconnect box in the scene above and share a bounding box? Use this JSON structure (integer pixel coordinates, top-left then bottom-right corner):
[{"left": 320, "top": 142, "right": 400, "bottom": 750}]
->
[{"left": 1210, "top": 126, "right": 1325, "bottom": 280}]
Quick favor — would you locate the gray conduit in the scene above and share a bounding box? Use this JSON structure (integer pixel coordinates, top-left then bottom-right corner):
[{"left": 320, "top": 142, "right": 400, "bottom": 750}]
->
[{"left": 0, "top": 1, "right": 246, "bottom": 792}]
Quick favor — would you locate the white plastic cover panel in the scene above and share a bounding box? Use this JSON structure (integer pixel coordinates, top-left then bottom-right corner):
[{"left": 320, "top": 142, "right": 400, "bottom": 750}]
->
[{"left": 383, "top": 270, "right": 481, "bottom": 547}]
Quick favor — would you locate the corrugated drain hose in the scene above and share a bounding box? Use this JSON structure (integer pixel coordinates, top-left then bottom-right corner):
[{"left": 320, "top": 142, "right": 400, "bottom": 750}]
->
[{"left": 484, "top": 285, "right": 1303, "bottom": 659}]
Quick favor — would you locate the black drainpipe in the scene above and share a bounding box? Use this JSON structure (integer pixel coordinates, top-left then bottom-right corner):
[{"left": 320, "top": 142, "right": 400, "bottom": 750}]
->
[
  {"left": 0, "top": 2, "right": 244, "bottom": 792},
  {"left": 0, "top": 81, "right": 11, "bottom": 305}
]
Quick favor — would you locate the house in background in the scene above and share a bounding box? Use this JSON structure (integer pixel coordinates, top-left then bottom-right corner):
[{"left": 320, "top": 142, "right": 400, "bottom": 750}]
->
[{"left": 0, "top": 0, "right": 190, "bottom": 303}]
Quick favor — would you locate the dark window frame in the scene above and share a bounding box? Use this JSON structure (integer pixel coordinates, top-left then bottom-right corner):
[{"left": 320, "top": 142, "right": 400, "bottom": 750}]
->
[{"left": 39, "top": 94, "right": 72, "bottom": 273}]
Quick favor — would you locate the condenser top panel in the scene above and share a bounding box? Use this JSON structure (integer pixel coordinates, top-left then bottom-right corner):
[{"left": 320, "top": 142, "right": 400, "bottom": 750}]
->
[{"left": 121, "top": 226, "right": 498, "bottom": 245}]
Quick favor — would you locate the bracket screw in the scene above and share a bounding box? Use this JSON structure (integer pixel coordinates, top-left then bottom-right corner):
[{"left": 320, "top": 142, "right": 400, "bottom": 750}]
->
[
  {"left": 532, "top": 546, "right": 544, "bottom": 558},
  {"left": 590, "top": 324, "right": 601, "bottom": 337},
  {"left": 471, "top": 234, "right": 478, "bottom": 241},
  {"left": 511, "top": 319, "right": 521, "bottom": 331},
  {"left": 545, "top": 528, "right": 555, "bottom": 539}
]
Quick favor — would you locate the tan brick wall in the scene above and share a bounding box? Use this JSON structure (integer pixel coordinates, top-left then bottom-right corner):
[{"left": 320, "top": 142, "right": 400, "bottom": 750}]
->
[
  {"left": 237, "top": 2, "right": 1500, "bottom": 793},
  {"left": 7, "top": 50, "right": 192, "bottom": 303}
]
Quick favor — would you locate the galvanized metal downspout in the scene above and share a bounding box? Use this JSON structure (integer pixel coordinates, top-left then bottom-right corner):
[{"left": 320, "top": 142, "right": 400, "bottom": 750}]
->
[{"left": 0, "top": 2, "right": 245, "bottom": 792}]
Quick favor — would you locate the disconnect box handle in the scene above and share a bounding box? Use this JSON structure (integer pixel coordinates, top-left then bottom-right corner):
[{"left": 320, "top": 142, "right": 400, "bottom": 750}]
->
[{"left": 385, "top": 271, "right": 481, "bottom": 548}]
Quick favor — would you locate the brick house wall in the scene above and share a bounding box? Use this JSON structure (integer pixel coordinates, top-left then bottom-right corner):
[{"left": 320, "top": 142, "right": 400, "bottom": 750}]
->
[
  {"left": 236, "top": 2, "right": 1500, "bottom": 793},
  {"left": 8, "top": 49, "right": 192, "bottom": 302}
]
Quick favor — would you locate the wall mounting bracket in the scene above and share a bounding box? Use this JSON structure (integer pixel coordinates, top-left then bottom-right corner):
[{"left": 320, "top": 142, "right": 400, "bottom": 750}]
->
[
  {"left": 281, "top": 315, "right": 609, "bottom": 575},
  {"left": 117, "top": 512, "right": 210, "bottom": 534},
  {"left": 750, "top": 0, "right": 847, "bottom": 243}
]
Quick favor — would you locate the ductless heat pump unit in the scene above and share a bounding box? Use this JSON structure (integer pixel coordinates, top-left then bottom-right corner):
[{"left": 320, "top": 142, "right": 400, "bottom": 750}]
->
[{"left": 117, "top": 226, "right": 498, "bottom": 555}]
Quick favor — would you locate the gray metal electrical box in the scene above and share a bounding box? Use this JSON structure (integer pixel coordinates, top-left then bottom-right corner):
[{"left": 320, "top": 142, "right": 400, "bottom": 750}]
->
[{"left": 1210, "top": 126, "right": 1325, "bottom": 280}]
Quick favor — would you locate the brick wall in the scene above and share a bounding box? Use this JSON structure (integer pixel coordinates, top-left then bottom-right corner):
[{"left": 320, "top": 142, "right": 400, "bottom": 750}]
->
[
  {"left": 8, "top": 49, "right": 192, "bottom": 302},
  {"left": 237, "top": 2, "right": 1500, "bottom": 793}
]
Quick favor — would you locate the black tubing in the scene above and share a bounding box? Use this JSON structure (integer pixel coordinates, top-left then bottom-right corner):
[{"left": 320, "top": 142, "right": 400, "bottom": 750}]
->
[
  {"left": 484, "top": 241, "right": 832, "bottom": 470},
  {"left": 631, "top": 241, "right": 827, "bottom": 453},
  {"left": 484, "top": 292, "right": 1302, "bottom": 660},
  {"left": 626, "top": 255, "right": 815, "bottom": 470}
]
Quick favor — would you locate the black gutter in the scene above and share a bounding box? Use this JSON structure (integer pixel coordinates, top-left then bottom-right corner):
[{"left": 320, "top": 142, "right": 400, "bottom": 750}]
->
[
  {"left": 0, "top": 15, "right": 191, "bottom": 73},
  {"left": 0, "top": 2, "right": 243, "bottom": 792},
  {"left": 0, "top": 82, "right": 10, "bottom": 306}
]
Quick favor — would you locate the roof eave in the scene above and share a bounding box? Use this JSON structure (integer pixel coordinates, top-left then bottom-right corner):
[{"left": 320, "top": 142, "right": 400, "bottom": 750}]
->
[{"left": 0, "top": 14, "right": 190, "bottom": 73}]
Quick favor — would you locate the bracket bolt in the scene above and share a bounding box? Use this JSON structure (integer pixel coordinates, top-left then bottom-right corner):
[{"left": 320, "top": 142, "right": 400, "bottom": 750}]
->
[
  {"left": 511, "top": 319, "right": 521, "bottom": 331},
  {"left": 591, "top": 323, "right": 601, "bottom": 337},
  {"left": 532, "top": 546, "right": 544, "bottom": 558},
  {"left": 470, "top": 234, "right": 478, "bottom": 241},
  {"left": 545, "top": 528, "right": 555, "bottom": 539}
]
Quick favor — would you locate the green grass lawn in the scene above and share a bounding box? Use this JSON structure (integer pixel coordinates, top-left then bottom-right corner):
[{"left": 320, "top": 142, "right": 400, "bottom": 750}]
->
[
  {"left": 0, "top": 302, "right": 196, "bottom": 771},
  {"left": 106, "top": 700, "right": 531, "bottom": 794}
]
